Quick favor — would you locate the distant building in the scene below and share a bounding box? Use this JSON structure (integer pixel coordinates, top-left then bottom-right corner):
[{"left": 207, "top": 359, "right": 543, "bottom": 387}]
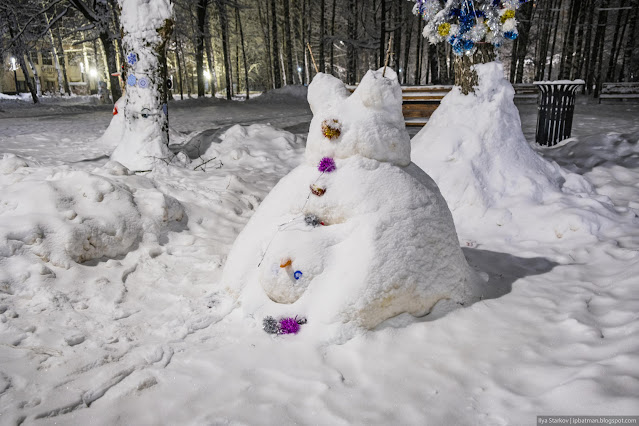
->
[{"left": 2, "top": 46, "right": 104, "bottom": 96}]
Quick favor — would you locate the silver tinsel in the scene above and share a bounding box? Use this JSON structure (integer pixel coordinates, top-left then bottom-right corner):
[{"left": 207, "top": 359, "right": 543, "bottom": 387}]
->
[
  {"left": 263, "top": 316, "right": 280, "bottom": 334},
  {"left": 305, "top": 214, "right": 322, "bottom": 227}
]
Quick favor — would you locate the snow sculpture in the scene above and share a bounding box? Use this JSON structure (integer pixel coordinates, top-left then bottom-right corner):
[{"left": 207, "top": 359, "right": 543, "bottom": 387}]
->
[
  {"left": 110, "top": 0, "right": 174, "bottom": 171},
  {"left": 222, "top": 68, "right": 483, "bottom": 335}
]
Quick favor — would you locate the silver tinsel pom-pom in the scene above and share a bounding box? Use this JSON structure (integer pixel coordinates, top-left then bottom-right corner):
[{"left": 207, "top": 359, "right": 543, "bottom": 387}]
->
[
  {"left": 263, "top": 316, "right": 280, "bottom": 334},
  {"left": 305, "top": 214, "right": 322, "bottom": 227}
]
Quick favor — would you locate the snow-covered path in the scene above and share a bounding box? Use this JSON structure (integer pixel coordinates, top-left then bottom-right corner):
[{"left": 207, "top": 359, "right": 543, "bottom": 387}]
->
[{"left": 0, "top": 93, "right": 638, "bottom": 425}]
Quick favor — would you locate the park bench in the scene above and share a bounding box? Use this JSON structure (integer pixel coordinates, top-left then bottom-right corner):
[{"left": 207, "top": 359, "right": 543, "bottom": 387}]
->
[
  {"left": 599, "top": 82, "right": 639, "bottom": 103},
  {"left": 347, "top": 83, "right": 540, "bottom": 127}
]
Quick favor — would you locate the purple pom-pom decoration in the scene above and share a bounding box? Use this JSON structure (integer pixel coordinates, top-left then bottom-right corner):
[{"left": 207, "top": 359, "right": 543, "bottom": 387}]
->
[
  {"left": 318, "top": 157, "right": 336, "bottom": 173},
  {"left": 279, "top": 317, "right": 301, "bottom": 334}
]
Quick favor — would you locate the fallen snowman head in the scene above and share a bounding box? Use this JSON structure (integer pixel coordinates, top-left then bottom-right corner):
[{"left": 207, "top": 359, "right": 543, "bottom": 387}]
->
[{"left": 222, "top": 67, "right": 484, "bottom": 336}]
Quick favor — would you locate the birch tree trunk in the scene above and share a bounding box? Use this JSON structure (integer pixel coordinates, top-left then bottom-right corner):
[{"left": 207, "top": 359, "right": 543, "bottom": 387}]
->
[
  {"left": 110, "top": 0, "right": 174, "bottom": 171},
  {"left": 195, "top": 0, "right": 208, "bottom": 97}
]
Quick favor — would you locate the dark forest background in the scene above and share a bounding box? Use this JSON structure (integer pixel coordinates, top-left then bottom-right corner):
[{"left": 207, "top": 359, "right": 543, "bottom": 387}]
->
[{"left": 1, "top": 0, "right": 637, "bottom": 101}]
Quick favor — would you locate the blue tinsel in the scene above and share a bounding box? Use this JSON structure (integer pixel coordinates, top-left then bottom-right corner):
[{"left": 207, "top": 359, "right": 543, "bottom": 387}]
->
[
  {"left": 459, "top": 13, "right": 475, "bottom": 34},
  {"left": 504, "top": 31, "right": 518, "bottom": 40}
]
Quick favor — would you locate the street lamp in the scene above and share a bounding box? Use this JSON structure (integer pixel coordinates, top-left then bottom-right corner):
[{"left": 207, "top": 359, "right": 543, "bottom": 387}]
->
[
  {"left": 89, "top": 68, "right": 98, "bottom": 79},
  {"left": 203, "top": 70, "right": 211, "bottom": 80}
]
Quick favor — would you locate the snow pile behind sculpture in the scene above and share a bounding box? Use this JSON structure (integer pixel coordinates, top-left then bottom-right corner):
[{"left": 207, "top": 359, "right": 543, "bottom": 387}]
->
[
  {"left": 411, "top": 62, "right": 635, "bottom": 244},
  {"left": 222, "top": 68, "right": 484, "bottom": 337}
]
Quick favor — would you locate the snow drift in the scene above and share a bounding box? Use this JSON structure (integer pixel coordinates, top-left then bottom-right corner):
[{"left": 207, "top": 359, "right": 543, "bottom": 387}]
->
[
  {"left": 0, "top": 154, "right": 184, "bottom": 269},
  {"left": 222, "top": 68, "right": 484, "bottom": 336}
]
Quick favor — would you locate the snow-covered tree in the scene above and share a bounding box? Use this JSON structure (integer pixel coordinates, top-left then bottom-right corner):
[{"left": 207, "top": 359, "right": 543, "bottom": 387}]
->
[{"left": 110, "top": 0, "right": 174, "bottom": 171}]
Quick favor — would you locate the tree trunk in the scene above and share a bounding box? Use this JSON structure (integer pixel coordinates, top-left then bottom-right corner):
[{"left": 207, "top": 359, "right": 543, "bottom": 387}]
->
[
  {"left": 559, "top": 0, "right": 579, "bottom": 79},
  {"left": 535, "top": 0, "right": 554, "bottom": 80},
  {"left": 175, "top": 34, "right": 184, "bottom": 99},
  {"left": 606, "top": 0, "right": 628, "bottom": 81},
  {"left": 98, "top": 32, "right": 122, "bottom": 101},
  {"left": 19, "top": 55, "right": 39, "bottom": 103},
  {"left": 428, "top": 42, "right": 439, "bottom": 84},
  {"left": 301, "top": 0, "right": 308, "bottom": 85},
  {"left": 284, "top": 0, "right": 294, "bottom": 83},
  {"left": 620, "top": 0, "right": 638, "bottom": 81},
  {"left": 392, "top": 0, "right": 402, "bottom": 72},
  {"left": 379, "top": 0, "right": 386, "bottom": 69},
  {"left": 270, "top": 0, "right": 281, "bottom": 87},
  {"left": 6, "top": 18, "right": 38, "bottom": 103},
  {"left": 195, "top": 0, "right": 208, "bottom": 97},
  {"left": 108, "top": 0, "right": 125, "bottom": 64},
  {"left": 454, "top": 44, "right": 495, "bottom": 95},
  {"left": 257, "top": 0, "right": 274, "bottom": 89},
  {"left": 111, "top": 0, "right": 173, "bottom": 170},
  {"left": 546, "top": 0, "right": 562, "bottom": 80},
  {"left": 611, "top": 4, "right": 629, "bottom": 81},
  {"left": 44, "top": 8, "right": 66, "bottom": 96},
  {"left": 54, "top": 23, "right": 71, "bottom": 95},
  {"left": 236, "top": 7, "right": 249, "bottom": 99},
  {"left": 216, "top": 0, "right": 233, "bottom": 99},
  {"left": 347, "top": 0, "right": 357, "bottom": 84},
  {"left": 329, "top": 0, "right": 336, "bottom": 75},
  {"left": 573, "top": 0, "right": 590, "bottom": 80},
  {"left": 402, "top": 7, "right": 413, "bottom": 85},
  {"left": 414, "top": 19, "right": 423, "bottom": 84},
  {"left": 204, "top": 19, "right": 216, "bottom": 95},
  {"left": 591, "top": 0, "right": 610, "bottom": 97},
  {"left": 582, "top": 0, "right": 597, "bottom": 93},
  {"left": 319, "top": 0, "right": 325, "bottom": 72}
]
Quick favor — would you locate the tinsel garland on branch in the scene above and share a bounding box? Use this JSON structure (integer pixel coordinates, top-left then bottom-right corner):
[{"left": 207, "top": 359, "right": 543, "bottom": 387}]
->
[{"left": 413, "top": 0, "right": 529, "bottom": 56}]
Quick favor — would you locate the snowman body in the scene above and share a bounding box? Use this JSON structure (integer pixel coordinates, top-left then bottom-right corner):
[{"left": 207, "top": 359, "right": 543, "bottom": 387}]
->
[{"left": 222, "top": 69, "right": 482, "bottom": 332}]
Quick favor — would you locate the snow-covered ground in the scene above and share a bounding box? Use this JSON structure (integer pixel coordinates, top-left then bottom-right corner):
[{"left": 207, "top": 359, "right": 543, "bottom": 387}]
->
[{"left": 1, "top": 88, "right": 638, "bottom": 425}]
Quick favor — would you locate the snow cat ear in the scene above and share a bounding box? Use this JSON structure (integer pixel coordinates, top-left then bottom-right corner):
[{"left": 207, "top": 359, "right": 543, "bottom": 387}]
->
[
  {"left": 307, "top": 73, "right": 351, "bottom": 114},
  {"left": 352, "top": 68, "right": 403, "bottom": 112}
]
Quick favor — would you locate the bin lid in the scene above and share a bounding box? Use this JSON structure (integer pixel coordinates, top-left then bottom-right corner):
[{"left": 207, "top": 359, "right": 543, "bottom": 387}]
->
[{"left": 533, "top": 79, "right": 585, "bottom": 86}]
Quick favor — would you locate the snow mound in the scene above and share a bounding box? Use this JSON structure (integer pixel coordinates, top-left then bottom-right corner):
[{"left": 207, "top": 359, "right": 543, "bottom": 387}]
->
[
  {"left": 252, "top": 85, "right": 308, "bottom": 103},
  {"left": 95, "top": 96, "right": 125, "bottom": 148},
  {"left": 306, "top": 69, "right": 411, "bottom": 166},
  {"left": 0, "top": 163, "right": 184, "bottom": 268},
  {"left": 222, "top": 70, "right": 483, "bottom": 336},
  {"left": 0, "top": 153, "right": 29, "bottom": 174},
  {"left": 411, "top": 62, "right": 635, "bottom": 243}
]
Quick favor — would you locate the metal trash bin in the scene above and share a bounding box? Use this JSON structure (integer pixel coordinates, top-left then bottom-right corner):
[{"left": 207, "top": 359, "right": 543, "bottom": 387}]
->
[{"left": 534, "top": 80, "right": 584, "bottom": 146}]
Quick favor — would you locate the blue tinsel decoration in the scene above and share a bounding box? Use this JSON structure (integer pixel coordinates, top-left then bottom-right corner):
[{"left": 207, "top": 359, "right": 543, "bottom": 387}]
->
[
  {"left": 459, "top": 13, "right": 475, "bottom": 34},
  {"left": 462, "top": 39, "right": 475, "bottom": 51},
  {"left": 504, "top": 31, "right": 518, "bottom": 40}
]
